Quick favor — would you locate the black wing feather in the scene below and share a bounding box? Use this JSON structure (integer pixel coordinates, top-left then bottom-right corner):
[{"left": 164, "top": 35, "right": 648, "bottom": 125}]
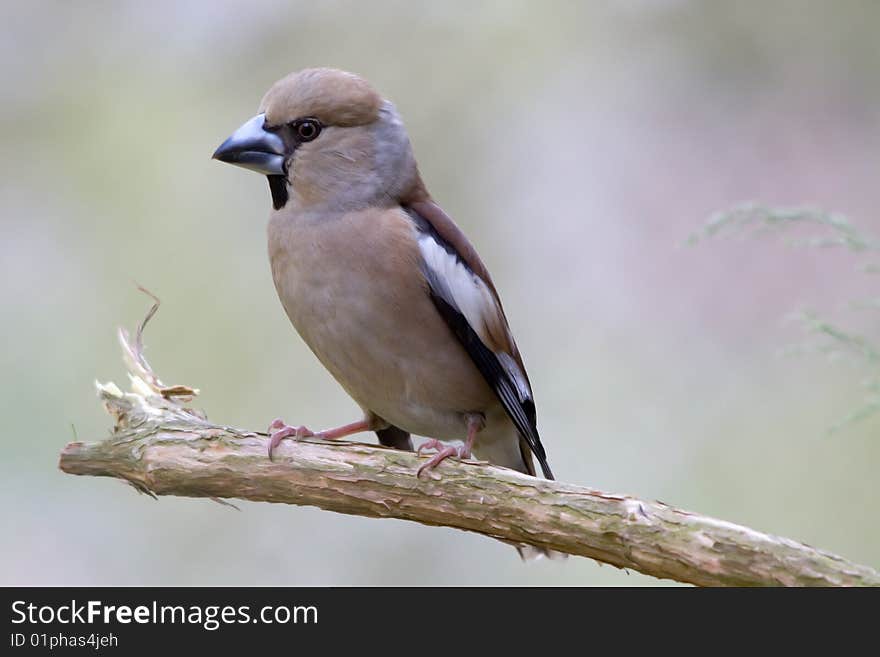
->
[
  {"left": 406, "top": 206, "right": 554, "bottom": 480},
  {"left": 375, "top": 425, "right": 414, "bottom": 451}
]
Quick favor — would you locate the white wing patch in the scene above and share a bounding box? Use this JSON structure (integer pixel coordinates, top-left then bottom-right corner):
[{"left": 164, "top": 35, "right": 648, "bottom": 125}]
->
[
  {"left": 418, "top": 234, "right": 532, "bottom": 401},
  {"left": 418, "top": 235, "right": 496, "bottom": 343}
]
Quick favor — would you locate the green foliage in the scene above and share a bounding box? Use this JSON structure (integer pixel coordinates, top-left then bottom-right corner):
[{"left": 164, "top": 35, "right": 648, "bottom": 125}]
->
[{"left": 692, "top": 203, "right": 880, "bottom": 432}]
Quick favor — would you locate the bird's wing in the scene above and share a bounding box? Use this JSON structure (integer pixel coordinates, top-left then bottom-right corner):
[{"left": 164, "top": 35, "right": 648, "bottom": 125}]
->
[
  {"left": 403, "top": 200, "right": 553, "bottom": 479},
  {"left": 375, "top": 425, "right": 413, "bottom": 451}
]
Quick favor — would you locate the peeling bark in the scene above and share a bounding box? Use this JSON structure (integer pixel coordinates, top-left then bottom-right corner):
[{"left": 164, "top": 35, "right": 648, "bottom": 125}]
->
[{"left": 58, "top": 299, "right": 880, "bottom": 587}]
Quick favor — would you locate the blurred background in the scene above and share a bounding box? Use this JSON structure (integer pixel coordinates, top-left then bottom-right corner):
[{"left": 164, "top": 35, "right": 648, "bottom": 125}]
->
[{"left": 2, "top": 0, "right": 879, "bottom": 586}]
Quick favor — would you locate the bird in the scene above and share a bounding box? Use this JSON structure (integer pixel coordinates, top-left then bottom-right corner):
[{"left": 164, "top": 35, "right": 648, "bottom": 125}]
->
[{"left": 212, "top": 68, "right": 555, "bottom": 488}]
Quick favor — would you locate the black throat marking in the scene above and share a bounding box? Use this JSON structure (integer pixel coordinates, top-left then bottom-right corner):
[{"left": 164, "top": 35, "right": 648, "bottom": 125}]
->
[{"left": 267, "top": 175, "right": 288, "bottom": 210}]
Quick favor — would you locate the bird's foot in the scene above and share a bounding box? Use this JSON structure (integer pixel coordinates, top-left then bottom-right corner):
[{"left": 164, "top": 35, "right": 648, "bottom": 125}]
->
[
  {"left": 267, "top": 418, "right": 372, "bottom": 460},
  {"left": 267, "top": 418, "right": 314, "bottom": 460},
  {"left": 416, "top": 439, "right": 472, "bottom": 478}
]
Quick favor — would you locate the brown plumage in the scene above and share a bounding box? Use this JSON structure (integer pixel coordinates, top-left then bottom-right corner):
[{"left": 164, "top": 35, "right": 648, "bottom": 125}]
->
[
  {"left": 213, "top": 67, "right": 555, "bottom": 492},
  {"left": 261, "top": 68, "right": 382, "bottom": 127}
]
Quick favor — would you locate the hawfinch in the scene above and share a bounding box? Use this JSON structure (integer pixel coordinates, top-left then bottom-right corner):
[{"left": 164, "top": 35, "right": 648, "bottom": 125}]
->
[{"left": 213, "top": 68, "right": 555, "bottom": 483}]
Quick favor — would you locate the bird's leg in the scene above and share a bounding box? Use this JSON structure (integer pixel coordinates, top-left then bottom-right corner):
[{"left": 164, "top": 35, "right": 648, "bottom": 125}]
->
[
  {"left": 267, "top": 418, "right": 370, "bottom": 460},
  {"left": 416, "top": 414, "right": 484, "bottom": 478},
  {"left": 316, "top": 420, "right": 372, "bottom": 440}
]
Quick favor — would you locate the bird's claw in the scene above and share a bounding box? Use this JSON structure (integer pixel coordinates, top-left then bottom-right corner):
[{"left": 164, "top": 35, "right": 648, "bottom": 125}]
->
[
  {"left": 267, "top": 418, "right": 315, "bottom": 460},
  {"left": 416, "top": 439, "right": 472, "bottom": 478}
]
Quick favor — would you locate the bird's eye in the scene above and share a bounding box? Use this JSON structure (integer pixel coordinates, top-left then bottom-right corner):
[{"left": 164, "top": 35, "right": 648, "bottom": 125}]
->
[{"left": 295, "top": 119, "right": 322, "bottom": 142}]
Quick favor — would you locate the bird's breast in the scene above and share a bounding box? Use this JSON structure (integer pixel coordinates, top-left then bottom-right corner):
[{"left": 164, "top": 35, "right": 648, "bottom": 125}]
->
[{"left": 267, "top": 206, "right": 495, "bottom": 438}]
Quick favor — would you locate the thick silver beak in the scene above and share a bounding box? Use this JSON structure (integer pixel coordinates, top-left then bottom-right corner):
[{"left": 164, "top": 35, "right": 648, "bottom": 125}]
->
[{"left": 212, "top": 113, "right": 286, "bottom": 175}]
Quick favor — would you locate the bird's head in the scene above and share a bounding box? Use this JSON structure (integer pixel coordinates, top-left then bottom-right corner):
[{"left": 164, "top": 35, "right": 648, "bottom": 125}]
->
[{"left": 213, "top": 68, "right": 418, "bottom": 211}]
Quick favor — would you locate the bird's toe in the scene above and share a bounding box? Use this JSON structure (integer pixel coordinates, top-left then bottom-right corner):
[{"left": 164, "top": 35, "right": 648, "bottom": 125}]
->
[{"left": 267, "top": 419, "right": 314, "bottom": 460}]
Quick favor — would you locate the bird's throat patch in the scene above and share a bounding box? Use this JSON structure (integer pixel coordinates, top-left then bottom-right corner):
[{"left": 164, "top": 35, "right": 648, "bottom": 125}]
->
[{"left": 267, "top": 175, "right": 289, "bottom": 210}]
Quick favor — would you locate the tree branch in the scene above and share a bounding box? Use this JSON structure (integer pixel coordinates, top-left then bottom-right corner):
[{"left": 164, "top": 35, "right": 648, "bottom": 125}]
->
[{"left": 58, "top": 298, "right": 880, "bottom": 587}]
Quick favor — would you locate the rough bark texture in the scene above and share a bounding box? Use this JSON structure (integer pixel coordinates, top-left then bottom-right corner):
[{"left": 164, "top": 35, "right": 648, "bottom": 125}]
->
[
  {"left": 57, "top": 379, "right": 880, "bottom": 587},
  {"left": 58, "top": 301, "right": 880, "bottom": 587}
]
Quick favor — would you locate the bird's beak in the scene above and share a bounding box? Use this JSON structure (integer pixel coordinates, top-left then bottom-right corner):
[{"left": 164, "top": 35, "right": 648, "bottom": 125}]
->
[{"left": 212, "top": 113, "right": 286, "bottom": 175}]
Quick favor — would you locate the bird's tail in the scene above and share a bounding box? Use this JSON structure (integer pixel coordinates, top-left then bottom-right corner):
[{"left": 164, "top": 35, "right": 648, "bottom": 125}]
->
[
  {"left": 477, "top": 430, "right": 568, "bottom": 561},
  {"left": 515, "top": 544, "right": 569, "bottom": 561}
]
